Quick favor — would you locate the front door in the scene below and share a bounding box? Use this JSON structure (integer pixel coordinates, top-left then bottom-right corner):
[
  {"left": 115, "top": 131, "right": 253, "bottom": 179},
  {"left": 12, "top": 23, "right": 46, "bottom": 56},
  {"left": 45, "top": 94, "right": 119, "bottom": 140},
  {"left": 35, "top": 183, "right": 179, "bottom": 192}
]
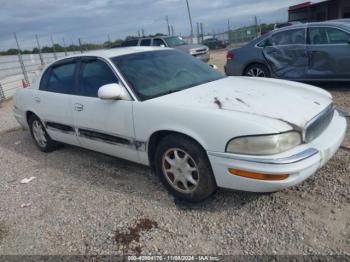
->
[
  {"left": 71, "top": 57, "right": 138, "bottom": 162},
  {"left": 263, "top": 28, "right": 309, "bottom": 79},
  {"left": 307, "top": 26, "right": 350, "bottom": 80}
]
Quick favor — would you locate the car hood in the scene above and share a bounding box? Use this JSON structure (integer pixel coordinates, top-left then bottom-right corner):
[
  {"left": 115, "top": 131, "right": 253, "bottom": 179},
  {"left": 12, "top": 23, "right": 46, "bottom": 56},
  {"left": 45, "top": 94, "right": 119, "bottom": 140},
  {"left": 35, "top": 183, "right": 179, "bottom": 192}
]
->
[
  {"left": 151, "top": 77, "right": 332, "bottom": 129},
  {"left": 175, "top": 44, "right": 208, "bottom": 52}
]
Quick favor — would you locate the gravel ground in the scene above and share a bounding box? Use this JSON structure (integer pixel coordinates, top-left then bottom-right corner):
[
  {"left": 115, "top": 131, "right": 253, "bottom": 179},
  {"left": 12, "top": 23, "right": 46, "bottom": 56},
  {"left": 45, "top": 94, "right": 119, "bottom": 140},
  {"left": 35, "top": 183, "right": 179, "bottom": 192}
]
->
[
  {"left": 0, "top": 51, "right": 349, "bottom": 256},
  {"left": 0, "top": 100, "right": 21, "bottom": 134}
]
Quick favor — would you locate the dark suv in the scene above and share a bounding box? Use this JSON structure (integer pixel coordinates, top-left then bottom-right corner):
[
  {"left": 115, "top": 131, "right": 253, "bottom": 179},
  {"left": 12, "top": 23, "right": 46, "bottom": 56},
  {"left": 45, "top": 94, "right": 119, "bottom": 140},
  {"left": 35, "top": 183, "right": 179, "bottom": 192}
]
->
[
  {"left": 120, "top": 36, "right": 210, "bottom": 63},
  {"left": 202, "top": 38, "right": 227, "bottom": 49}
]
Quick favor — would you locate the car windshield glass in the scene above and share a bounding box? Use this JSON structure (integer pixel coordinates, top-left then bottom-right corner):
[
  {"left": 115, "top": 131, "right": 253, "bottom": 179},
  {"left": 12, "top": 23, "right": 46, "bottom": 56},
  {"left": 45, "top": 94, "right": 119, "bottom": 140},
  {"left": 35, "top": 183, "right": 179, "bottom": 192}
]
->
[
  {"left": 164, "top": 36, "right": 187, "bottom": 47},
  {"left": 341, "top": 23, "right": 350, "bottom": 30},
  {"left": 112, "top": 50, "right": 225, "bottom": 101}
]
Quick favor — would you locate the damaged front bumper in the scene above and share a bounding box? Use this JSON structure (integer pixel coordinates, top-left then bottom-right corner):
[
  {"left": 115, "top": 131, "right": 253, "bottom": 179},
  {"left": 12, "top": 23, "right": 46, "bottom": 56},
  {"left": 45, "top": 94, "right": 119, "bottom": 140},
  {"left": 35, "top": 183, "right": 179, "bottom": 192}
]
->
[
  {"left": 193, "top": 52, "right": 210, "bottom": 63},
  {"left": 207, "top": 109, "right": 347, "bottom": 192}
]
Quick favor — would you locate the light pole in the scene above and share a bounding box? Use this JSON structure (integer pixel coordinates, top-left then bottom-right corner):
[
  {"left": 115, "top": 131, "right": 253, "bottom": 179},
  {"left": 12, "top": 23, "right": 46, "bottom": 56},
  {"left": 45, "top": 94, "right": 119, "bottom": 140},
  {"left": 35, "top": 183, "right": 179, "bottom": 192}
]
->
[
  {"left": 166, "top": 15, "right": 171, "bottom": 36},
  {"left": 185, "top": 0, "right": 194, "bottom": 43}
]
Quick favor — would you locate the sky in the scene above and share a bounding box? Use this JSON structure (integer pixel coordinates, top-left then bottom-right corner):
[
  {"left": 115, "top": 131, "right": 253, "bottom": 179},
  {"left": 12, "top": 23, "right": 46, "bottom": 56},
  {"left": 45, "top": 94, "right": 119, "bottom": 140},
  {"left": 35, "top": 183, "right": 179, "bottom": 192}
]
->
[{"left": 0, "top": 0, "right": 324, "bottom": 50}]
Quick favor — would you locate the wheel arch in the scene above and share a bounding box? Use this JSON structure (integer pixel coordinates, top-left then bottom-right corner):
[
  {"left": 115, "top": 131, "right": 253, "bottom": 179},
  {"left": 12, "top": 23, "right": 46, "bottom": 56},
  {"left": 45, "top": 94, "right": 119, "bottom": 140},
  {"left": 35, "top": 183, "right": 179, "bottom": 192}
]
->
[
  {"left": 26, "top": 111, "right": 38, "bottom": 124},
  {"left": 242, "top": 61, "right": 271, "bottom": 76},
  {"left": 147, "top": 130, "right": 207, "bottom": 168}
]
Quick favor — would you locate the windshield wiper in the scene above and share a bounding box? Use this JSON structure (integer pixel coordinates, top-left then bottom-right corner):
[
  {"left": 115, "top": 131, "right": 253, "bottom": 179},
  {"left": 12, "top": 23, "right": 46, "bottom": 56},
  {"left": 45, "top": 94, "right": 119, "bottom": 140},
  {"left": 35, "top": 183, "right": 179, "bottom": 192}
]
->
[{"left": 146, "top": 89, "right": 181, "bottom": 100}]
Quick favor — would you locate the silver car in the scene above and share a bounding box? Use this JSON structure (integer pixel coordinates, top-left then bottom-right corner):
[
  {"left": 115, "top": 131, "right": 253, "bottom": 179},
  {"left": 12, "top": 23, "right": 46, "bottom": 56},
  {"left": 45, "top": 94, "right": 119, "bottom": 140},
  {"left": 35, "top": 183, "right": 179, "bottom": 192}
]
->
[
  {"left": 121, "top": 36, "right": 210, "bottom": 63},
  {"left": 225, "top": 21, "right": 350, "bottom": 81}
]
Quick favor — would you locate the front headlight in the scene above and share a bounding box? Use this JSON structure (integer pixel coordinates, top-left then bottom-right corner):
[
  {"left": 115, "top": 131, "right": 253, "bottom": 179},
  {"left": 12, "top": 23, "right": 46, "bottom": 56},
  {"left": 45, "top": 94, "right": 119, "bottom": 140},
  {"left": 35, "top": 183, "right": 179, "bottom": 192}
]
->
[
  {"left": 226, "top": 131, "right": 302, "bottom": 155},
  {"left": 189, "top": 49, "right": 196, "bottom": 55}
]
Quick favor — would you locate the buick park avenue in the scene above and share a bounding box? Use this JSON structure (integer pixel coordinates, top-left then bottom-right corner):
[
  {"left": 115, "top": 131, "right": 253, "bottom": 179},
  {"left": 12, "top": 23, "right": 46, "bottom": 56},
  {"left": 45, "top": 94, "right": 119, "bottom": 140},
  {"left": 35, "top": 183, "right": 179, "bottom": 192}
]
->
[{"left": 13, "top": 47, "right": 347, "bottom": 202}]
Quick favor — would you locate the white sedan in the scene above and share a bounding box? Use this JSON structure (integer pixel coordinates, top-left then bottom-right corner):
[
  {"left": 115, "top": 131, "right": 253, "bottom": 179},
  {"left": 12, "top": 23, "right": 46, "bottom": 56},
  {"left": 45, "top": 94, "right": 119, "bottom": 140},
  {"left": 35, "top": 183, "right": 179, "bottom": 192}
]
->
[{"left": 13, "top": 47, "right": 347, "bottom": 202}]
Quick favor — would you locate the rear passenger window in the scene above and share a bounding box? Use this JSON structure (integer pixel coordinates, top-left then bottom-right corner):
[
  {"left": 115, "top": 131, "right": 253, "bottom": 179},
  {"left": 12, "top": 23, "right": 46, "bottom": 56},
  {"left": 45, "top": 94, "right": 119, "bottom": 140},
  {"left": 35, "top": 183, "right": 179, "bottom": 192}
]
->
[
  {"left": 121, "top": 40, "right": 139, "bottom": 47},
  {"left": 140, "top": 39, "right": 151, "bottom": 46},
  {"left": 79, "top": 60, "right": 118, "bottom": 97},
  {"left": 41, "top": 62, "right": 77, "bottom": 94},
  {"left": 270, "top": 29, "right": 306, "bottom": 46}
]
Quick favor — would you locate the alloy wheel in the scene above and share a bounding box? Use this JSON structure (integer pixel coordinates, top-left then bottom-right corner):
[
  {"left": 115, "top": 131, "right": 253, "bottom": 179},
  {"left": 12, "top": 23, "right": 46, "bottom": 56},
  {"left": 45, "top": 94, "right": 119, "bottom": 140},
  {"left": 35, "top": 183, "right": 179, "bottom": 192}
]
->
[
  {"left": 162, "top": 148, "right": 200, "bottom": 193},
  {"left": 32, "top": 120, "right": 47, "bottom": 148},
  {"left": 246, "top": 67, "right": 266, "bottom": 77}
]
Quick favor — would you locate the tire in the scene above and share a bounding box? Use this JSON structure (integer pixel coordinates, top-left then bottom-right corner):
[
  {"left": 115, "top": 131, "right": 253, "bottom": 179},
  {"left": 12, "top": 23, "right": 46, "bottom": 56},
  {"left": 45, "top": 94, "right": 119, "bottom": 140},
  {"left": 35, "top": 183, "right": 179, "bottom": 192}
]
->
[
  {"left": 28, "top": 115, "right": 60, "bottom": 153},
  {"left": 154, "top": 134, "right": 217, "bottom": 202},
  {"left": 244, "top": 64, "right": 270, "bottom": 78}
]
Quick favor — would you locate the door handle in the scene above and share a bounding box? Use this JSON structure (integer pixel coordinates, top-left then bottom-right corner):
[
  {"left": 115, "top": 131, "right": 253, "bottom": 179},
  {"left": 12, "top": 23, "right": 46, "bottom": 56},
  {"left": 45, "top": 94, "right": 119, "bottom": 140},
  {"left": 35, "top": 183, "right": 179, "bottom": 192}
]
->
[
  {"left": 74, "top": 103, "right": 84, "bottom": 111},
  {"left": 34, "top": 97, "right": 41, "bottom": 103}
]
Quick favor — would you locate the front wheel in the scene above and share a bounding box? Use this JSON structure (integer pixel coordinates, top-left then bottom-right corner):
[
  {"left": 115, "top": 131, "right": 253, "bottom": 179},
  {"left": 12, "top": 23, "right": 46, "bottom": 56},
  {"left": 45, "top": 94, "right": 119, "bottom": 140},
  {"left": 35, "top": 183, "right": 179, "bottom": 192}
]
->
[
  {"left": 244, "top": 64, "right": 270, "bottom": 78},
  {"left": 154, "top": 135, "right": 217, "bottom": 202}
]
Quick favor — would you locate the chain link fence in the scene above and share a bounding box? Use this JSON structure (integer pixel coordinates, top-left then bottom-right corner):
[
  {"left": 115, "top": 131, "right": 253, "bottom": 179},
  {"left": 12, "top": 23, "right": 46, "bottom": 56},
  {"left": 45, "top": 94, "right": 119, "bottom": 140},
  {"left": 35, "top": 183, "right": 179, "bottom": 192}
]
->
[
  {"left": 0, "top": 24, "right": 270, "bottom": 102},
  {"left": 0, "top": 33, "right": 96, "bottom": 102}
]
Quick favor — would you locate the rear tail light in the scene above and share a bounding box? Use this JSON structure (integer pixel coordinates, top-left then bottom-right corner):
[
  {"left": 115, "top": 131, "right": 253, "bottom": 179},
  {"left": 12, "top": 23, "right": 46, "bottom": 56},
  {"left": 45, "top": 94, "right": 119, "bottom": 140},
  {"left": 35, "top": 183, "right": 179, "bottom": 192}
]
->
[
  {"left": 226, "top": 53, "right": 235, "bottom": 60},
  {"left": 22, "top": 79, "right": 29, "bottom": 88}
]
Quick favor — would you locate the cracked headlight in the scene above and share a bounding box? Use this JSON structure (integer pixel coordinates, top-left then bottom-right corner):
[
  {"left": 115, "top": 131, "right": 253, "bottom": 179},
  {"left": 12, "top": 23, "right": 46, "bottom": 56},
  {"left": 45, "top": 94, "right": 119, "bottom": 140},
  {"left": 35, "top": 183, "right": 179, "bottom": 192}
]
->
[{"left": 226, "top": 131, "right": 302, "bottom": 155}]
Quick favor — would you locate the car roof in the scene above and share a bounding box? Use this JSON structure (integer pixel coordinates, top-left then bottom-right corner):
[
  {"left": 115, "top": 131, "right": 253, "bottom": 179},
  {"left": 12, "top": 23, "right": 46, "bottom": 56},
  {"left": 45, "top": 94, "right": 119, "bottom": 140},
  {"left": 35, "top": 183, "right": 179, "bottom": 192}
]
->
[
  {"left": 308, "top": 21, "right": 349, "bottom": 26},
  {"left": 54, "top": 46, "right": 168, "bottom": 61},
  {"left": 272, "top": 20, "right": 350, "bottom": 32}
]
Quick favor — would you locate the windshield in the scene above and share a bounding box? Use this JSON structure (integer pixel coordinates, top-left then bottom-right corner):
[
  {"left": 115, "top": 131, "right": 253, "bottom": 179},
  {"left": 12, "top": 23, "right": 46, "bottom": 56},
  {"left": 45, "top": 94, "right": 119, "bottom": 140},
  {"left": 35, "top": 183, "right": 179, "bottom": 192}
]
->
[
  {"left": 164, "top": 36, "right": 187, "bottom": 47},
  {"left": 112, "top": 50, "right": 225, "bottom": 101},
  {"left": 341, "top": 23, "right": 350, "bottom": 31}
]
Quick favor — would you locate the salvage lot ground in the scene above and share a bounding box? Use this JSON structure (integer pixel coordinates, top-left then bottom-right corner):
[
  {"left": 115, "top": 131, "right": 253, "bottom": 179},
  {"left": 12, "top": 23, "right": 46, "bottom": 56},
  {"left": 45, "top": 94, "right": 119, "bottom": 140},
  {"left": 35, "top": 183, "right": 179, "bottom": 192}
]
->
[{"left": 0, "top": 50, "right": 349, "bottom": 255}]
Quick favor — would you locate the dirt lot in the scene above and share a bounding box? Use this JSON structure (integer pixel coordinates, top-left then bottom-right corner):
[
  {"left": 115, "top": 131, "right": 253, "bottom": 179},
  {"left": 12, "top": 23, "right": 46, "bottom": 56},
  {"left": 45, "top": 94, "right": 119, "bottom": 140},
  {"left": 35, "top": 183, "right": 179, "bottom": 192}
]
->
[{"left": 0, "top": 50, "right": 349, "bottom": 256}]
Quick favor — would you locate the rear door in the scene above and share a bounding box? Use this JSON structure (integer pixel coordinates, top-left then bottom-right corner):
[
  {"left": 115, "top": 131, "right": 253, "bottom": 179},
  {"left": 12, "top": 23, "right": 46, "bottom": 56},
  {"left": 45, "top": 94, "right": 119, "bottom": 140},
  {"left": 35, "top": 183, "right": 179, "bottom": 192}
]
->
[
  {"left": 263, "top": 27, "right": 309, "bottom": 79},
  {"left": 307, "top": 26, "right": 350, "bottom": 80},
  {"left": 37, "top": 59, "right": 79, "bottom": 146}
]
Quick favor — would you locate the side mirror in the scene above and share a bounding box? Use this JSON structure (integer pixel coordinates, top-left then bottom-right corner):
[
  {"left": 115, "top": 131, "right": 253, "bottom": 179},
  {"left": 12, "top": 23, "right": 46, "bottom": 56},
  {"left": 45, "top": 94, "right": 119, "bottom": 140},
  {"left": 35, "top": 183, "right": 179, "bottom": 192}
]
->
[
  {"left": 209, "top": 64, "right": 218, "bottom": 70},
  {"left": 98, "top": 83, "right": 124, "bottom": 100}
]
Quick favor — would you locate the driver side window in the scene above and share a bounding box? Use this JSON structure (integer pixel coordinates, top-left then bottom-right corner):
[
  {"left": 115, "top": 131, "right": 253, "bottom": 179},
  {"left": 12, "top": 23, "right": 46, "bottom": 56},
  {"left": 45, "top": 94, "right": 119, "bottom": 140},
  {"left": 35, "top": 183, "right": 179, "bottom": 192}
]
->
[
  {"left": 269, "top": 28, "right": 306, "bottom": 46},
  {"left": 310, "top": 27, "right": 350, "bottom": 45},
  {"left": 78, "top": 59, "right": 118, "bottom": 98}
]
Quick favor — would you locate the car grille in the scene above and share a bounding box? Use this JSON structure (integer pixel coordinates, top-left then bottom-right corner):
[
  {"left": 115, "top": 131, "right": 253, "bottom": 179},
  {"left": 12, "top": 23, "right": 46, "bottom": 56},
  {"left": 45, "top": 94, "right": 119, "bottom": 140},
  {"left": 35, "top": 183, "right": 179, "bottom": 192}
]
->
[{"left": 304, "top": 104, "right": 335, "bottom": 143}]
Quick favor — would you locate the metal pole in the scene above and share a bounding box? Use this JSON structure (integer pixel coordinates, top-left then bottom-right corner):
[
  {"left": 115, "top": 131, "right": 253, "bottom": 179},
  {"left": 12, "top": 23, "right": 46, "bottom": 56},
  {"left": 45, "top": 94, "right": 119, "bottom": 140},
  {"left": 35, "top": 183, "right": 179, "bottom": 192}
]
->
[
  {"left": 35, "top": 34, "right": 44, "bottom": 66},
  {"left": 200, "top": 22, "right": 204, "bottom": 42},
  {"left": 78, "top": 38, "right": 83, "bottom": 53},
  {"left": 14, "top": 32, "right": 29, "bottom": 85},
  {"left": 107, "top": 34, "right": 112, "bottom": 48},
  {"left": 196, "top": 22, "right": 200, "bottom": 43},
  {"left": 171, "top": 25, "right": 174, "bottom": 36},
  {"left": 50, "top": 34, "right": 57, "bottom": 60},
  {"left": 70, "top": 39, "right": 76, "bottom": 54},
  {"left": 0, "top": 82, "right": 5, "bottom": 101},
  {"left": 62, "top": 38, "right": 68, "bottom": 56},
  {"left": 185, "top": 0, "right": 194, "bottom": 43},
  {"left": 166, "top": 16, "right": 171, "bottom": 36},
  {"left": 227, "top": 20, "right": 231, "bottom": 44}
]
